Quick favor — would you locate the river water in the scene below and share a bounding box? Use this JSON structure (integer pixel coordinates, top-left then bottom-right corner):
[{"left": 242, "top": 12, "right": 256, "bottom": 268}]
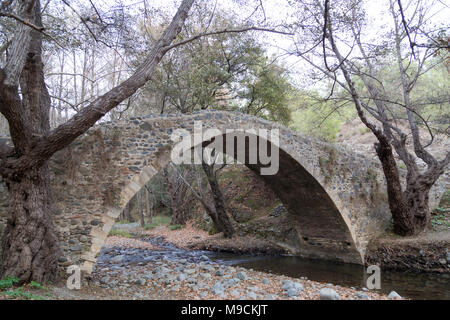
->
[
  {"left": 212, "top": 252, "right": 450, "bottom": 300},
  {"left": 106, "top": 236, "right": 450, "bottom": 300}
]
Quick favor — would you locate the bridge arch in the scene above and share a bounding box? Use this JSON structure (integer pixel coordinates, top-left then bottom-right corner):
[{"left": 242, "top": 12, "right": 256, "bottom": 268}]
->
[{"left": 58, "top": 111, "right": 381, "bottom": 273}]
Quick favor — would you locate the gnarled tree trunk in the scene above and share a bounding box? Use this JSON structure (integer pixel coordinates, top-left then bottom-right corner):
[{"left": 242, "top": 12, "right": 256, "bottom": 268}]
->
[
  {"left": 1, "top": 164, "right": 61, "bottom": 283},
  {"left": 0, "top": 0, "right": 194, "bottom": 283}
]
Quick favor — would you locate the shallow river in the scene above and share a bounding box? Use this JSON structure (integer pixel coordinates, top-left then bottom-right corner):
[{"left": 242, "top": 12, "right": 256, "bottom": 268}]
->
[
  {"left": 100, "top": 236, "right": 450, "bottom": 300},
  {"left": 213, "top": 252, "right": 450, "bottom": 300}
]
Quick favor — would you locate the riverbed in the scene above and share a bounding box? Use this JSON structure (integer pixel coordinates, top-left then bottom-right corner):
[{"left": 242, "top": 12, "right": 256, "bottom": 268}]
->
[{"left": 91, "top": 235, "right": 449, "bottom": 300}]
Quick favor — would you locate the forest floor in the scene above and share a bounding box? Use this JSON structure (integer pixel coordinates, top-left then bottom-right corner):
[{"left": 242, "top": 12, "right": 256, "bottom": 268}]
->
[{"left": 141, "top": 223, "right": 287, "bottom": 255}]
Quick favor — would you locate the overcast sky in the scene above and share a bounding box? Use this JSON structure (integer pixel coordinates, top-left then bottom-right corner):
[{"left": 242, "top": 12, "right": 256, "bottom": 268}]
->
[{"left": 70, "top": 0, "right": 450, "bottom": 90}]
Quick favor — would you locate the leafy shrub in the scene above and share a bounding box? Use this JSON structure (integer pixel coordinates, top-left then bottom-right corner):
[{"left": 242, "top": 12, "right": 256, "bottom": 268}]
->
[
  {"left": 0, "top": 276, "right": 19, "bottom": 289},
  {"left": 144, "top": 215, "right": 172, "bottom": 230},
  {"left": 2, "top": 288, "right": 45, "bottom": 300},
  {"left": 168, "top": 224, "right": 184, "bottom": 231},
  {"left": 108, "top": 229, "right": 133, "bottom": 238}
]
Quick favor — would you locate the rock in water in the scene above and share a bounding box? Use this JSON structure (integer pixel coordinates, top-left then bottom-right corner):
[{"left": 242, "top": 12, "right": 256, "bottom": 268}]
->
[
  {"left": 387, "top": 291, "right": 402, "bottom": 299},
  {"left": 320, "top": 288, "right": 340, "bottom": 300}
]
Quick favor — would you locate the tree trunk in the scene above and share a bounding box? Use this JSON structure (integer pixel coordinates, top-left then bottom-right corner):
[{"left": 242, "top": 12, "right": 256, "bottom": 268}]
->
[
  {"left": 0, "top": 0, "right": 195, "bottom": 284},
  {"left": 0, "top": 164, "right": 61, "bottom": 283},
  {"left": 164, "top": 167, "right": 185, "bottom": 225},
  {"left": 145, "top": 186, "right": 152, "bottom": 225},
  {"left": 375, "top": 139, "right": 433, "bottom": 236},
  {"left": 137, "top": 190, "right": 144, "bottom": 227},
  {"left": 201, "top": 162, "right": 234, "bottom": 238},
  {"left": 123, "top": 202, "right": 132, "bottom": 222}
]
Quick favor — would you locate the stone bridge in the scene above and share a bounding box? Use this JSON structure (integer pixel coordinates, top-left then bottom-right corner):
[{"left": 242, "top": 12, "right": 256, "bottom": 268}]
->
[{"left": 0, "top": 111, "right": 446, "bottom": 273}]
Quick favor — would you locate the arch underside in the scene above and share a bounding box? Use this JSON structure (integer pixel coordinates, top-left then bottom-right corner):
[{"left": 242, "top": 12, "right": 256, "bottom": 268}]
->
[
  {"left": 206, "top": 132, "right": 363, "bottom": 264},
  {"left": 51, "top": 115, "right": 369, "bottom": 273}
]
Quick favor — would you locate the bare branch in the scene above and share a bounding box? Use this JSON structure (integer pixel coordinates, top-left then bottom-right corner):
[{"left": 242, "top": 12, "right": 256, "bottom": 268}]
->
[
  {"left": 165, "top": 26, "right": 293, "bottom": 51},
  {"left": 0, "top": 10, "right": 44, "bottom": 32},
  {"left": 397, "top": 0, "right": 416, "bottom": 58}
]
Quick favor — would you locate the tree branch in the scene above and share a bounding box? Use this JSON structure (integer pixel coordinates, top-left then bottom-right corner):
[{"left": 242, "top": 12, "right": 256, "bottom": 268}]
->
[
  {"left": 165, "top": 26, "right": 293, "bottom": 51},
  {"left": 1, "top": 0, "right": 195, "bottom": 177}
]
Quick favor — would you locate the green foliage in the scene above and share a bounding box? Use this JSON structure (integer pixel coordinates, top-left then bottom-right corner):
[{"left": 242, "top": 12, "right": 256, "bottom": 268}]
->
[
  {"left": 431, "top": 214, "right": 450, "bottom": 228},
  {"left": 2, "top": 288, "right": 45, "bottom": 300},
  {"left": 0, "top": 276, "right": 19, "bottom": 290},
  {"left": 438, "top": 190, "right": 450, "bottom": 208},
  {"left": 108, "top": 229, "right": 134, "bottom": 238},
  {"left": 168, "top": 224, "right": 184, "bottom": 231},
  {"left": 116, "top": 219, "right": 131, "bottom": 224},
  {"left": 29, "top": 281, "right": 45, "bottom": 290},
  {"left": 134, "top": 13, "right": 295, "bottom": 127},
  {"left": 291, "top": 91, "right": 355, "bottom": 142},
  {"left": 366, "top": 168, "right": 377, "bottom": 182},
  {"left": 208, "top": 225, "right": 219, "bottom": 235},
  {"left": 398, "top": 162, "right": 407, "bottom": 169},
  {"left": 359, "top": 127, "right": 370, "bottom": 135},
  {"left": 144, "top": 215, "right": 172, "bottom": 230},
  {"left": 239, "top": 58, "right": 294, "bottom": 125}
]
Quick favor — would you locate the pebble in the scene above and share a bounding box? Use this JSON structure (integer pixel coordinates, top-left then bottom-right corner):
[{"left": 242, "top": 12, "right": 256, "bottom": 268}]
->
[
  {"left": 356, "top": 292, "right": 370, "bottom": 299},
  {"left": 230, "top": 290, "right": 240, "bottom": 297},
  {"left": 215, "top": 270, "right": 224, "bottom": 276},
  {"left": 184, "top": 268, "right": 196, "bottom": 275},
  {"left": 100, "top": 276, "right": 110, "bottom": 285},
  {"left": 247, "top": 292, "right": 257, "bottom": 299},
  {"left": 90, "top": 236, "right": 398, "bottom": 301},
  {"left": 320, "top": 288, "right": 340, "bottom": 300},
  {"left": 387, "top": 291, "right": 402, "bottom": 299},
  {"left": 287, "top": 288, "right": 299, "bottom": 297},
  {"left": 236, "top": 271, "right": 248, "bottom": 281},
  {"left": 110, "top": 255, "right": 124, "bottom": 263}
]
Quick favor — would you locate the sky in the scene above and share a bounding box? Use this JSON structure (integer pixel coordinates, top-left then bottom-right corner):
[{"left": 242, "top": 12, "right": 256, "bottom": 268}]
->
[{"left": 59, "top": 0, "right": 450, "bottom": 92}]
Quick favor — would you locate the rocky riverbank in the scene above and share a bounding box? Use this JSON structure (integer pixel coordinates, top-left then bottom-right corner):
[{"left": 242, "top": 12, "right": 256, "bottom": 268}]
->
[
  {"left": 84, "top": 234, "right": 397, "bottom": 300},
  {"left": 365, "top": 230, "right": 450, "bottom": 273},
  {"left": 1, "top": 232, "right": 403, "bottom": 300}
]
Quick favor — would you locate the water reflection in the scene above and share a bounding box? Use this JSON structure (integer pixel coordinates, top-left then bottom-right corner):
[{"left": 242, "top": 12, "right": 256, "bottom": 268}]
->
[{"left": 210, "top": 253, "right": 450, "bottom": 300}]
